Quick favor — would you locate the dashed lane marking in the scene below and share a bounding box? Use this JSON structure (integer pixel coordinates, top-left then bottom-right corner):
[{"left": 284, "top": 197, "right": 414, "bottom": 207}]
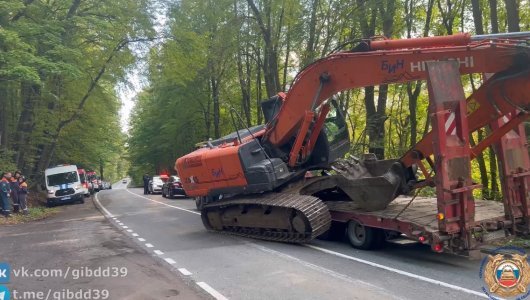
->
[
  {"left": 138, "top": 238, "right": 146, "bottom": 242},
  {"left": 145, "top": 243, "right": 154, "bottom": 248},
  {"left": 178, "top": 268, "right": 192, "bottom": 276},
  {"left": 165, "top": 258, "right": 176, "bottom": 264},
  {"left": 154, "top": 250, "right": 164, "bottom": 255},
  {"left": 196, "top": 282, "right": 228, "bottom": 300}
]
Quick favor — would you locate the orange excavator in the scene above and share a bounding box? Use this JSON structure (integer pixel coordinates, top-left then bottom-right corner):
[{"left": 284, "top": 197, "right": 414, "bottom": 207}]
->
[{"left": 176, "top": 32, "right": 530, "bottom": 250}]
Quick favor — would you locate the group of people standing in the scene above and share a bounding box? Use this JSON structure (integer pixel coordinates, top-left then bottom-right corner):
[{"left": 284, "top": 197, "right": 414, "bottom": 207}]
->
[{"left": 0, "top": 171, "right": 29, "bottom": 217}]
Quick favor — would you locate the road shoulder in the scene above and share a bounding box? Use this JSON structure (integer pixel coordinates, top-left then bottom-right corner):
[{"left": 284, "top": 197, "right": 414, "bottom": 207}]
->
[{"left": 0, "top": 197, "right": 205, "bottom": 299}]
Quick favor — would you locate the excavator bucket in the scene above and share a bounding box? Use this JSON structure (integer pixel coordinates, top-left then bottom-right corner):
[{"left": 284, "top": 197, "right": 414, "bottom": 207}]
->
[{"left": 300, "top": 154, "right": 408, "bottom": 211}]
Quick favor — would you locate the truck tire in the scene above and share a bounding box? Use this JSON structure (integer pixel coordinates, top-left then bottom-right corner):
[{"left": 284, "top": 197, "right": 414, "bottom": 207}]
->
[{"left": 346, "top": 220, "right": 385, "bottom": 250}]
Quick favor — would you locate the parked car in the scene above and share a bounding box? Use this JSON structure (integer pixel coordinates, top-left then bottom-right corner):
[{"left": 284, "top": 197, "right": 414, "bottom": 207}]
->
[
  {"left": 122, "top": 179, "right": 127, "bottom": 184},
  {"left": 148, "top": 175, "right": 167, "bottom": 194},
  {"left": 45, "top": 164, "right": 85, "bottom": 207},
  {"left": 101, "top": 181, "right": 112, "bottom": 190},
  {"left": 77, "top": 168, "right": 91, "bottom": 197},
  {"left": 162, "top": 176, "right": 186, "bottom": 198}
]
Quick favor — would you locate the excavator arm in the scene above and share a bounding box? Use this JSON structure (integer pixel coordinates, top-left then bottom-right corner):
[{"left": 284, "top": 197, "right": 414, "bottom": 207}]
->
[{"left": 263, "top": 33, "right": 530, "bottom": 170}]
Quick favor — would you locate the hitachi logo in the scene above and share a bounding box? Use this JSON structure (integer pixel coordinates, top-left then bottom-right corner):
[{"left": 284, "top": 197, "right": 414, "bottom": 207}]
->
[{"left": 410, "top": 56, "right": 474, "bottom": 72}]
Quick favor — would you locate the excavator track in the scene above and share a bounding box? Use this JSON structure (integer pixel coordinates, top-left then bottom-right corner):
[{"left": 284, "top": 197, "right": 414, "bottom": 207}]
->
[{"left": 201, "top": 193, "right": 331, "bottom": 243}]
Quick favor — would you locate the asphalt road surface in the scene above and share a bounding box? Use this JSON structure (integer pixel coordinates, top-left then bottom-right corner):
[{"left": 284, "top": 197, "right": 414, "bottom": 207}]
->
[{"left": 93, "top": 180, "right": 495, "bottom": 300}]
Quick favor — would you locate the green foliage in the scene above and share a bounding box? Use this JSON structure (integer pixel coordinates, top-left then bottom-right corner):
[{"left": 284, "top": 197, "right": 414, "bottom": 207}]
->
[{"left": 0, "top": 0, "right": 153, "bottom": 186}]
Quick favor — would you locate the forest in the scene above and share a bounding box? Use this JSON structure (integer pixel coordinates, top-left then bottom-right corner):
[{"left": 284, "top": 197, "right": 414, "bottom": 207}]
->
[
  {"left": 0, "top": 0, "right": 154, "bottom": 184},
  {"left": 128, "top": 0, "right": 529, "bottom": 199}
]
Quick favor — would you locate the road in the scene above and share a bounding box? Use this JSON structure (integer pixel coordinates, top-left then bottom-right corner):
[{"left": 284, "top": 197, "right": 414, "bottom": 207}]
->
[{"left": 94, "top": 180, "right": 492, "bottom": 300}]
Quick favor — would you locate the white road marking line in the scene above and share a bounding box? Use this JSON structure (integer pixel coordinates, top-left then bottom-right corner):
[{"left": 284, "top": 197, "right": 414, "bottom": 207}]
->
[
  {"left": 178, "top": 268, "right": 192, "bottom": 276},
  {"left": 196, "top": 282, "right": 228, "bottom": 300},
  {"left": 112, "top": 217, "right": 117, "bottom": 220},
  {"left": 117, "top": 223, "right": 124, "bottom": 226},
  {"left": 122, "top": 226, "right": 129, "bottom": 229},
  {"left": 306, "top": 245, "right": 488, "bottom": 299},
  {"left": 154, "top": 250, "right": 164, "bottom": 255},
  {"left": 94, "top": 193, "right": 114, "bottom": 217},
  {"left": 132, "top": 233, "right": 139, "bottom": 237},
  {"left": 145, "top": 243, "right": 154, "bottom": 248},
  {"left": 138, "top": 238, "right": 146, "bottom": 242},
  {"left": 127, "top": 229, "right": 133, "bottom": 232},
  {"left": 165, "top": 258, "right": 176, "bottom": 264},
  {"left": 250, "top": 243, "right": 392, "bottom": 297},
  {"left": 125, "top": 189, "right": 200, "bottom": 215}
]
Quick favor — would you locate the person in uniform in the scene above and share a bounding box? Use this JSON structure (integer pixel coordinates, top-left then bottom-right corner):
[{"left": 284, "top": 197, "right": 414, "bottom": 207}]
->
[
  {"left": 18, "top": 176, "right": 29, "bottom": 215},
  {"left": 1, "top": 172, "right": 12, "bottom": 217},
  {"left": 143, "top": 173, "right": 150, "bottom": 195}
]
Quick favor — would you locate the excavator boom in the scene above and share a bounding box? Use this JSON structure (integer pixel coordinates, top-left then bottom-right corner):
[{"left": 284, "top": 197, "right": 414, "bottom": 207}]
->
[{"left": 265, "top": 36, "right": 530, "bottom": 147}]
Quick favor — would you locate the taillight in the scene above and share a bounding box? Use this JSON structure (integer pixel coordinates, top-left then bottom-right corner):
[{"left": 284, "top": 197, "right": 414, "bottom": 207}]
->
[
  {"left": 433, "top": 243, "right": 443, "bottom": 252},
  {"left": 418, "top": 236, "right": 426, "bottom": 243},
  {"left": 173, "top": 182, "right": 182, "bottom": 188}
]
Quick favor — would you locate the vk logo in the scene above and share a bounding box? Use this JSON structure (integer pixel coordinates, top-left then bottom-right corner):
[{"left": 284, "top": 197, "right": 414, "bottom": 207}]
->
[
  {"left": 0, "top": 285, "right": 9, "bottom": 300},
  {"left": 0, "top": 263, "right": 10, "bottom": 283}
]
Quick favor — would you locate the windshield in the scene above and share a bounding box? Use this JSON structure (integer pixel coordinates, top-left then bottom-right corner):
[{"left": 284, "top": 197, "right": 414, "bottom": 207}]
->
[
  {"left": 152, "top": 176, "right": 163, "bottom": 183},
  {"left": 47, "top": 171, "right": 79, "bottom": 187},
  {"left": 80, "top": 175, "right": 86, "bottom": 184}
]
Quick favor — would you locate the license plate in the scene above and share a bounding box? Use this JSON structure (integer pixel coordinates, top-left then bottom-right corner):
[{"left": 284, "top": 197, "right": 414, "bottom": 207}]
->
[{"left": 62, "top": 196, "right": 71, "bottom": 200}]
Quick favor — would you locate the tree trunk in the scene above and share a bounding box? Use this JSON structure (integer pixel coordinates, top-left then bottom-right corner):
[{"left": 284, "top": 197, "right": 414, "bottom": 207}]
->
[
  {"left": 211, "top": 76, "right": 221, "bottom": 138},
  {"left": 247, "top": 0, "right": 281, "bottom": 97},
  {"left": 504, "top": 0, "right": 520, "bottom": 32},
  {"left": 282, "top": 25, "right": 291, "bottom": 91},
  {"left": 235, "top": 1, "right": 252, "bottom": 126},
  {"left": 256, "top": 45, "right": 263, "bottom": 124},
  {"left": 14, "top": 82, "right": 39, "bottom": 169},
  {"left": 489, "top": 0, "right": 499, "bottom": 33},
  {"left": 470, "top": 0, "right": 484, "bottom": 34},
  {"left": 303, "top": 0, "right": 319, "bottom": 67}
]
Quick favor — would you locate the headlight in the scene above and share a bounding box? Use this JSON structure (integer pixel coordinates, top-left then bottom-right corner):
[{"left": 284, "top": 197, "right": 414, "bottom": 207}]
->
[{"left": 48, "top": 190, "right": 55, "bottom": 194}]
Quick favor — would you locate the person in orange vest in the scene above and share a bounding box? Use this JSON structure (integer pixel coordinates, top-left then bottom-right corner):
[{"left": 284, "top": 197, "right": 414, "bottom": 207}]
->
[
  {"left": 10, "top": 170, "right": 21, "bottom": 213},
  {"left": 1, "top": 172, "right": 12, "bottom": 217},
  {"left": 18, "top": 176, "right": 29, "bottom": 215}
]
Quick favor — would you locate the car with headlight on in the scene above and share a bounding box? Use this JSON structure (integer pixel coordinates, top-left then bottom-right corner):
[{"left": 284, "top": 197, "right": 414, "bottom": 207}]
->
[
  {"left": 148, "top": 175, "right": 167, "bottom": 194},
  {"left": 162, "top": 176, "right": 186, "bottom": 198}
]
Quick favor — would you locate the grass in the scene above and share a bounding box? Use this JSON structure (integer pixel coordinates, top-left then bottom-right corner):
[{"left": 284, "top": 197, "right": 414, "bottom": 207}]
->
[
  {"left": 0, "top": 206, "right": 60, "bottom": 225},
  {"left": 490, "top": 236, "right": 530, "bottom": 249}
]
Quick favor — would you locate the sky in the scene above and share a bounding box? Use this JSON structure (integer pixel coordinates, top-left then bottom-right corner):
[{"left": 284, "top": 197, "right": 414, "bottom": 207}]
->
[{"left": 117, "top": 1, "right": 168, "bottom": 134}]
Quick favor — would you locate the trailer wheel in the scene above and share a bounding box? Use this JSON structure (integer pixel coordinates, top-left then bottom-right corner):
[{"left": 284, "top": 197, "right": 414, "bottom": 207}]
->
[{"left": 347, "top": 220, "right": 385, "bottom": 250}]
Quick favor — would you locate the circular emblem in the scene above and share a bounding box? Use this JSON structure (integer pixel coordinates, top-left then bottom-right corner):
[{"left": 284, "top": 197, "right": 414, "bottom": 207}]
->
[{"left": 482, "top": 252, "right": 530, "bottom": 298}]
